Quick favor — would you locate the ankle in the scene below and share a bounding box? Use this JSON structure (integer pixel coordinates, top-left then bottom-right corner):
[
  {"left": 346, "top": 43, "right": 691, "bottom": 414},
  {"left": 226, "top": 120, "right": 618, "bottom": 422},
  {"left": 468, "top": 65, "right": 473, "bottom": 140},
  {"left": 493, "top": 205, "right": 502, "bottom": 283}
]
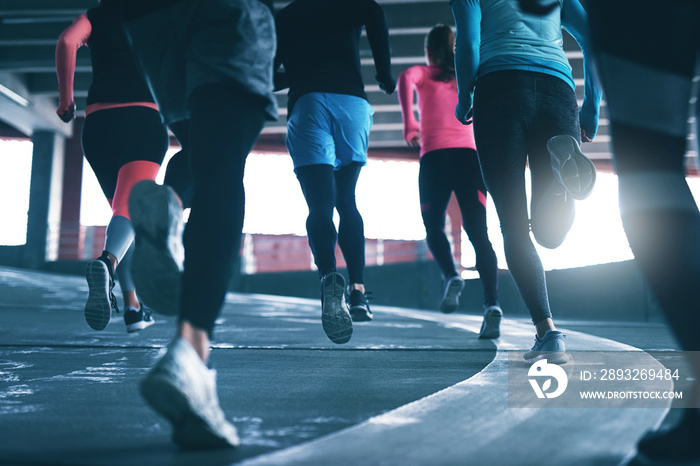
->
[
  {"left": 349, "top": 283, "right": 365, "bottom": 293},
  {"left": 535, "top": 318, "right": 555, "bottom": 339},
  {"left": 179, "top": 320, "right": 211, "bottom": 364}
]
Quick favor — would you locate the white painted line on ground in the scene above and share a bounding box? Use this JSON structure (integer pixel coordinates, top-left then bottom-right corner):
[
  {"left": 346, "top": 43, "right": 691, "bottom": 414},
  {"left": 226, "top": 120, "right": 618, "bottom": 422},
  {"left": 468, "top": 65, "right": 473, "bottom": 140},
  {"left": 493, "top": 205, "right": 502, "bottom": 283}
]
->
[{"left": 239, "top": 302, "right": 669, "bottom": 466}]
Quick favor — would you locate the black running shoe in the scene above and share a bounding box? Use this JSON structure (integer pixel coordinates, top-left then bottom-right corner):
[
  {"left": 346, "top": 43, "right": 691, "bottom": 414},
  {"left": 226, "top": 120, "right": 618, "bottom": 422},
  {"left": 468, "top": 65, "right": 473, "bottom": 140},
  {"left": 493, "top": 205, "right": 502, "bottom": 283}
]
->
[
  {"left": 84, "top": 251, "right": 119, "bottom": 331},
  {"left": 124, "top": 304, "right": 155, "bottom": 333},
  {"left": 320, "top": 272, "right": 352, "bottom": 344},
  {"left": 348, "top": 289, "right": 373, "bottom": 322}
]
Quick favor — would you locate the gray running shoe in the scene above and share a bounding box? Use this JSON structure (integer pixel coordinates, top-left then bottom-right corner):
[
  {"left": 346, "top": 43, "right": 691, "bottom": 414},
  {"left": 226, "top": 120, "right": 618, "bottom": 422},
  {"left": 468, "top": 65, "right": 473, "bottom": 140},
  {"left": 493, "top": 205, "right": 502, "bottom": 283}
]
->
[
  {"left": 440, "top": 276, "right": 465, "bottom": 313},
  {"left": 84, "top": 252, "right": 118, "bottom": 331},
  {"left": 478, "top": 305, "right": 502, "bottom": 339},
  {"left": 523, "top": 329, "right": 569, "bottom": 365},
  {"left": 128, "top": 180, "right": 184, "bottom": 316},
  {"left": 547, "top": 134, "right": 596, "bottom": 200},
  {"left": 320, "top": 272, "right": 353, "bottom": 344},
  {"left": 140, "top": 338, "right": 240, "bottom": 450}
]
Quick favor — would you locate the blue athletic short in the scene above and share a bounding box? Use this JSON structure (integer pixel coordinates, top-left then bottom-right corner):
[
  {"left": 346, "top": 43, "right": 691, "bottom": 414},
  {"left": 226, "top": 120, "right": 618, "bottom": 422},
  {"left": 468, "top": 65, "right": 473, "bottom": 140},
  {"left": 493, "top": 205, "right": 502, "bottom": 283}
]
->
[{"left": 286, "top": 92, "right": 373, "bottom": 170}]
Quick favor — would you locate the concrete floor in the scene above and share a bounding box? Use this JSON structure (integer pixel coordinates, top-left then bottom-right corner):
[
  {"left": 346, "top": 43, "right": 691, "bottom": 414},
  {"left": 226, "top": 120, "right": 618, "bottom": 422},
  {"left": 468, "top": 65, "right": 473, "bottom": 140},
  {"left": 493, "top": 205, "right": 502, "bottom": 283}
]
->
[{"left": 0, "top": 266, "right": 692, "bottom": 466}]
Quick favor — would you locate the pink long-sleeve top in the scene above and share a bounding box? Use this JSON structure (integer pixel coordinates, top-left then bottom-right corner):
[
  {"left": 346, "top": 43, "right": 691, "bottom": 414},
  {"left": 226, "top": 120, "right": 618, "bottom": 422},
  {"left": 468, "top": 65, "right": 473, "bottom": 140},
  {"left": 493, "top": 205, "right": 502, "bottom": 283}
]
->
[{"left": 397, "top": 65, "right": 476, "bottom": 158}]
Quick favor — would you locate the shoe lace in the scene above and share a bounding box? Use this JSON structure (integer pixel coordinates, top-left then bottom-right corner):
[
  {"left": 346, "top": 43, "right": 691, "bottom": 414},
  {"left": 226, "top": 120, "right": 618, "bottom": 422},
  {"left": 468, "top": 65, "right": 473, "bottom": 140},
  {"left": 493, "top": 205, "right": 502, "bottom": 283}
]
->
[
  {"left": 99, "top": 251, "right": 119, "bottom": 314},
  {"left": 109, "top": 289, "right": 120, "bottom": 314}
]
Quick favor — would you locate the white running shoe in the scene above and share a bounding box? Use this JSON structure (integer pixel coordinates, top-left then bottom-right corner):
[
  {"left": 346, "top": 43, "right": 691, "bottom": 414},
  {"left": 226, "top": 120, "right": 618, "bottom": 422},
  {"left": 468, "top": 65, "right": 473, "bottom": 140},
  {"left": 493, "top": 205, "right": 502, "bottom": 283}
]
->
[
  {"left": 141, "top": 338, "right": 240, "bottom": 450},
  {"left": 129, "top": 180, "right": 184, "bottom": 316}
]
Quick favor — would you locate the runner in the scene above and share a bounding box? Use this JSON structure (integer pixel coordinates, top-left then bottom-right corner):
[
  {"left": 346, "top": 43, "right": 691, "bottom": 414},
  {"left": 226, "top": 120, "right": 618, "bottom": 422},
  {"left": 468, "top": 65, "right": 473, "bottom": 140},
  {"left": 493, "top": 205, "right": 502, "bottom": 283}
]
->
[
  {"left": 274, "top": 0, "right": 396, "bottom": 341},
  {"left": 397, "top": 24, "right": 502, "bottom": 338},
  {"left": 450, "top": 0, "right": 602, "bottom": 362},
  {"left": 56, "top": 0, "right": 168, "bottom": 332}
]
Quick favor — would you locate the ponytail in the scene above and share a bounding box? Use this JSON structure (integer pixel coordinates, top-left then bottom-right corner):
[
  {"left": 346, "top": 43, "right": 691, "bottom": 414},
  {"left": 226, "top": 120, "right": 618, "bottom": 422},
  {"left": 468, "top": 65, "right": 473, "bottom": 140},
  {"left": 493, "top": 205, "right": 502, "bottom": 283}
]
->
[{"left": 426, "top": 24, "right": 455, "bottom": 82}]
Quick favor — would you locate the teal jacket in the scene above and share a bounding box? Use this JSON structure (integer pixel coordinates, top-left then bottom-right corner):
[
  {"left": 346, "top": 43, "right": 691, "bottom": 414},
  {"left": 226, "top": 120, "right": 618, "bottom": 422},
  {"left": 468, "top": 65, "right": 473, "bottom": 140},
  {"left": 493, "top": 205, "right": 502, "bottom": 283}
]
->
[{"left": 450, "top": 0, "right": 601, "bottom": 137}]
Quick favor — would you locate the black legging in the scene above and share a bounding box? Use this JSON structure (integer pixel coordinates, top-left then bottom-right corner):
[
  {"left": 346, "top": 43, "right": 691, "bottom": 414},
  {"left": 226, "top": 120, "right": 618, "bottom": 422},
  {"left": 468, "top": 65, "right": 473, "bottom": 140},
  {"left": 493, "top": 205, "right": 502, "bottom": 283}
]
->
[
  {"left": 587, "top": 0, "right": 700, "bottom": 352},
  {"left": 81, "top": 106, "right": 168, "bottom": 200},
  {"left": 473, "top": 70, "right": 580, "bottom": 325},
  {"left": 419, "top": 148, "right": 499, "bottom": 306},
  {"left": 179, "top": 83, "right": 266, "bottom": 337},
  {"left": 295, "top": 162, "right": 365, "bottom": 284},
  {"left": 165, "top": 119, "right": 194, "bottom": 209}
]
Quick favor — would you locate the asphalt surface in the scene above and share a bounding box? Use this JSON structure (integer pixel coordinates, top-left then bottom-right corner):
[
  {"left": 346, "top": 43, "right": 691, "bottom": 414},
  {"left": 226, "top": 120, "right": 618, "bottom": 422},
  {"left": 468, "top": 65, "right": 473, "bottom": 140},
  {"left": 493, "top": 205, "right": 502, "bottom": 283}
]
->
[{"left": 0, "top": 266, "right": 691, "bottom": 466}]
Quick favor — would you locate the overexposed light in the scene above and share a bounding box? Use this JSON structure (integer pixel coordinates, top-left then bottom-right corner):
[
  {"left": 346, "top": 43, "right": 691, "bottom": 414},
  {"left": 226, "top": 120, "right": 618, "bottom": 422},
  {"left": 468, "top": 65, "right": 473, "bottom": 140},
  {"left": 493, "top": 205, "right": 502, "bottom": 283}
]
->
[
  {"left": 80, "top": 146, "right": 179, "bottom": 226},
  {"left": 461, "top": 170, "right": 633, "bottom": 272},
  {"left": 0, "top": 140, "right": 32, "bottom": 245},
  {"left": 5, "top": 138, "right": 700, "bottom": 275}
]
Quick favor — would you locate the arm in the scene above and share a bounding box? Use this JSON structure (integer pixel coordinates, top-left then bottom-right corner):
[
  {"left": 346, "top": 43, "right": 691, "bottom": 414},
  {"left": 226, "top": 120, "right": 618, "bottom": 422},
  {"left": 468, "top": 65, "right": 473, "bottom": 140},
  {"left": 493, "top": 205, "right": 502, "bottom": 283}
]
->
[
  {"left": 55, "top": 14, "right": 91, "bottom": 122},
  {"left": 272, "top": 15, "right": 289, "bottom": 92},
  {"left": 272, "top": 52, "right": 289, "bottom": 92},
  {"left": 397, "top": 67, "right": 421, "bottom": 146},
  {"left": 362, "top": 0, "right": 396, "bottom": 94},
  {"left": 449, "top": 0, "right": 481, "bottom": 124},
  {"left": 562, "top": 0, "right": 602, "bottom": 140}
]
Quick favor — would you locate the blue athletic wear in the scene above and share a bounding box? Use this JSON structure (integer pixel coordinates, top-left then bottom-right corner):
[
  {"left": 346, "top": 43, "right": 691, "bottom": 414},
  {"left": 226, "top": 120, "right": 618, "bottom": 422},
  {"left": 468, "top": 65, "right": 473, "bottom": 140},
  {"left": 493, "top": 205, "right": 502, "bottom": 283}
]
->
[
  {"left": 450, "top": 0, "right": 601, "bottom": 137},
  {"left": 286, "top": 93, "right": 373, "bottom": 170}
]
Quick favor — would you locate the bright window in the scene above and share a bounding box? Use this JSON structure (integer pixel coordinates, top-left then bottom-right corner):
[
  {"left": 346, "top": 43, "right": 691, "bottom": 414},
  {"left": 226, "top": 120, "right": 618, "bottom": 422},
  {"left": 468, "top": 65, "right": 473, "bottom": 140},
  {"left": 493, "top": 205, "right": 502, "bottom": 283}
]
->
[{"left": 0, "top": 139, "right": 33, "bottom": 245}]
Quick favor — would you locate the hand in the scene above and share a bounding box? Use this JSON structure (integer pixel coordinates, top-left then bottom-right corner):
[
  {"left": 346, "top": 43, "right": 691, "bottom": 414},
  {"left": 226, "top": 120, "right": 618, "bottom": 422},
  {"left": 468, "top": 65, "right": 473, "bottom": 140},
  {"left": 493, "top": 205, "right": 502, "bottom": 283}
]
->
[
  {"left": 581, "top": 128, "right": 593, "bottom": 143},
  {"left": 56, "top": 101, "right": 76, "bottom": 123},
  {"left": 376, "top": 75, "right": 396, "bottom": 95},
  {"left": 455, "top": 101, "right": 473, "bottom": 125},
  {"left": 406, "top": 134, "right": 420, "bottom": 147}
]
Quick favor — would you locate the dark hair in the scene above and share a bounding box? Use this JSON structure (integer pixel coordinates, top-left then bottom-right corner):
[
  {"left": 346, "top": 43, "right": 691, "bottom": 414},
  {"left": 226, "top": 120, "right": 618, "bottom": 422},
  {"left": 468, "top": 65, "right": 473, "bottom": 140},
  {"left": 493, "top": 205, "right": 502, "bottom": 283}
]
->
[{"left": 426, "top": 24, "right": 455, "bottom": 82}]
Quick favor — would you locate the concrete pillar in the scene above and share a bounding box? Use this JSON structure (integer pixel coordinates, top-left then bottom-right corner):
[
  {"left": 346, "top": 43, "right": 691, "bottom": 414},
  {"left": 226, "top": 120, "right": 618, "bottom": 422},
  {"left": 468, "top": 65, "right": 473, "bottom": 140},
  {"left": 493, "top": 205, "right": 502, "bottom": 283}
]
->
[
  {"left": 57, "top": 118, "right": 84, "bottom": 260},
  {"left": 23, "top": 130, "right": 64, "bottom": 269}
]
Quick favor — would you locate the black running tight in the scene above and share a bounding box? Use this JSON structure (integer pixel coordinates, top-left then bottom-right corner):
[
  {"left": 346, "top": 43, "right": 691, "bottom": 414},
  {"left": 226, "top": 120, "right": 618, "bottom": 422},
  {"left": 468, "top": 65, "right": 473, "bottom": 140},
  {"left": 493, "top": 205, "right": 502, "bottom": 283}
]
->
[
  {"left": 419, "top": 148, "right": 499, "bottom": 306},
  {"left": 179, "top": 83, "right": 266, "bottom": 337},
  {"left": 295, "top": 162, "right": 366, "bottom": 284},
  {"left": 473, "top": 70, "right": 580, "bottom": 324},
  {"left": 587, "top": 0, "right": 700, "bottom": 352}
]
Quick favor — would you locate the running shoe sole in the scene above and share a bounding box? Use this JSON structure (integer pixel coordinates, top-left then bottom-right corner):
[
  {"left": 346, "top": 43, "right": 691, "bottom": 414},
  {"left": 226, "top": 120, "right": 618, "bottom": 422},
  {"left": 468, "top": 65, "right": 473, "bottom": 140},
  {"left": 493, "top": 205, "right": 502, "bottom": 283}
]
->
[
  {"left": 478, "top": 306, "right": 502, "bottom": 339},
  {"left": 129, "top": 181, "right": 184, "bottom": 316},
  {"left": 84, "top": 260, "right": 113, "bottom": 331},
  {"left": 126, "top": 318, "right": 155, "bottom": 333},
  {"left": 440, "top": 277, "right": 465, "bottom": 313},
  {"left": 141, "top": 372, "right": 240, "bottom": 450},
  {"left": 523, "top": 351, "right": 569, "bottom": 365},
  {"left": 321, "top": 273, "right": 353, "bottom": 344},
  {"left": 547, "top": 134, "right": 596, "bottom": 200}
]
